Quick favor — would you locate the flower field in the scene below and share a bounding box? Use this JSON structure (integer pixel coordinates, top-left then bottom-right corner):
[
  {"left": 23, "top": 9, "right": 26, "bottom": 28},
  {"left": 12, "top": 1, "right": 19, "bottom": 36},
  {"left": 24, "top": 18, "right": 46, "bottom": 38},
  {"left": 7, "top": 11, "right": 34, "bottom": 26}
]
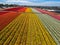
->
[
  {"left": 0, "top": 7, "right": 60, "bottom": 45},
  {"left": 36, "top": 8, "right": 60, "bottom": 20}
]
